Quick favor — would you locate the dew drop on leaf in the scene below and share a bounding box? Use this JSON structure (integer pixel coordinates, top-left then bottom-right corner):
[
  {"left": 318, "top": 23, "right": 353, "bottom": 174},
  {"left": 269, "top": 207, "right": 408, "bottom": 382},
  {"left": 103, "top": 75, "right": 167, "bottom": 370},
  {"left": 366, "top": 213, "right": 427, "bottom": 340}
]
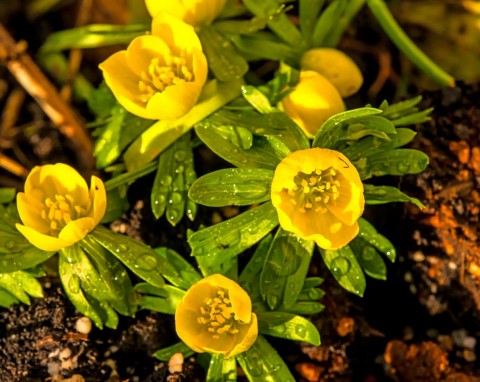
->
[
  {"left": 331, "top": 256, "right": 351, "bottom": 276},
  {"left": 362, "top": 246, "right": 377, "bottom": 261},
  {"left": 295, "top": 324, "right": 306, "bottom": 338},
  {"left": 137, "top": 253, "right": 158, "bottom": 271}
]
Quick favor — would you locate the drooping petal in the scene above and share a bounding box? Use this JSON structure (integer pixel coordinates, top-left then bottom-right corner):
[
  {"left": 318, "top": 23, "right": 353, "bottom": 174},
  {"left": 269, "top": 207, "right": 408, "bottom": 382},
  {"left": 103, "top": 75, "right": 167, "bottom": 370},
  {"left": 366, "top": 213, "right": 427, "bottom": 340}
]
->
[
  {"left": 15, "top": 223, "right": 70, "bottom": 252},
  {"left": 225, "top": 313, "right": 258, "bottom": 358},
  {"left": 89, "top": 176, "right": 107, "bottom": 224},
  {"left": 58, "top": 217, "right": 96, "bottom": 245},
  {"left": 146, "top": 81, "right": 203, "bottom": 121}
]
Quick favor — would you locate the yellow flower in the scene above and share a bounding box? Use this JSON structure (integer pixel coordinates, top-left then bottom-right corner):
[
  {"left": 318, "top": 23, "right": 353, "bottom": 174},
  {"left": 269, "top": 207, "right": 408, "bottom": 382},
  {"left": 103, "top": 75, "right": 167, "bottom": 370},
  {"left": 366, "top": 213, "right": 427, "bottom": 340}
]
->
[
  {"left": 271, "top": 148, "right": 364, "bottom": 250},
  {"left": 16, "top": 164, "right": 106, "bottom": 252},
  {"left": 175, "top": 274, "right": 258, "bottom": 358},
  {"left": 281, "top": 71, "right": 345, "bottom": 137},
  {"left": 99, "top": 13, "right": 208, "bottom": 120},
  {"left": 300, "top": 48, "right": 364, "bottom": 98},
  {"left": 145, "top": 0, "right": 227, "bottom": 26}
]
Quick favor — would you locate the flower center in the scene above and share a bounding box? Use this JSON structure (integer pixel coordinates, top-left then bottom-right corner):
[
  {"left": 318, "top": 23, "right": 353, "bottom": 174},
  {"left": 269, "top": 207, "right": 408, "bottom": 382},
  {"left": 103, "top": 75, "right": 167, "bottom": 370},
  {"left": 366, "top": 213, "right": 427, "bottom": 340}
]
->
[
  {"left": 286, "top": 167, "right": 341, "bottom": 213},
  {"left": 196, "top": 289, "right": 240, "bottom": 339},
  {"left": 40, "top": 194, "right": 87, "bottom": 235},
  {"left": 138, "top": 56, "right": 194, "bottom": 103}
]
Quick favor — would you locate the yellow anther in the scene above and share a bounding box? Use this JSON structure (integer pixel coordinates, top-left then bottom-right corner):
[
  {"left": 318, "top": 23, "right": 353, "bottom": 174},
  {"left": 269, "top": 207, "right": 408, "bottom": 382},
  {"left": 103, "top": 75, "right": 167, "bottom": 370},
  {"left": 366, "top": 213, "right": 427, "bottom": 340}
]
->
[
  {"left": 50, "top": 221, "right": 58, "bottom": 230},
  {"left": 197, "top": 317, "right": 207, "bottom": 324}
]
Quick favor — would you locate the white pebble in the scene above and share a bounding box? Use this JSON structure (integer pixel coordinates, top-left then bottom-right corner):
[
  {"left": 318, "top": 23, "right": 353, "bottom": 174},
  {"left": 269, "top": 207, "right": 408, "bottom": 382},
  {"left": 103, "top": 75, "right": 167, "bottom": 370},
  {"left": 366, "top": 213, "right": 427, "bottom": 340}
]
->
[{"left": 75, "top": 316, "right": 92, "bottom": 334}]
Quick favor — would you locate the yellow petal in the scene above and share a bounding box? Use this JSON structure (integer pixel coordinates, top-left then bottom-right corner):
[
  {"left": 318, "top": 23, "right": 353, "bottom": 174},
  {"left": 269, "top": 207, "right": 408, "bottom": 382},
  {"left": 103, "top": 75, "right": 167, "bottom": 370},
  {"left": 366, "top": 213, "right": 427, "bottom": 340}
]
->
[
  {"left": 151, "top": 13, "right": 203, "bottom": 55},
  {"left": 175, "top": 302, "right": 210, "bottom": 353},
  {"left": 99, "top": 51, "right": 150, "bottom": 118},
  {"left": 58, "top": 217, "right": 95, "bottom": 244},
  {"left": 16, "top": 193, "right": 49, "bottom": 234},
  {"left": 327, "top": 176, "right": 364, "bottom": 226},
  {"left": 301, "top": 48, "right": 364, "bottom": 97},
  {"left": 225, "top": 313, "right": 258, "bottom": 358},
  {"left": 15, "top": 223, "right": 69, "bottom": 252},
  {"left": 146, "top": 81, "right": 203, "bottom": 121},
  {"left": 146, "top": 0, "right": 227, "bottom": 26},
  {"left": 88, "top": 176, "right": 107, "bottom": 224},
  {"left": 281, "top": 71, "right": 345, "bottom": 137},
  {"left": 125, "top": 35, "right": 172, "bottom": 75}
]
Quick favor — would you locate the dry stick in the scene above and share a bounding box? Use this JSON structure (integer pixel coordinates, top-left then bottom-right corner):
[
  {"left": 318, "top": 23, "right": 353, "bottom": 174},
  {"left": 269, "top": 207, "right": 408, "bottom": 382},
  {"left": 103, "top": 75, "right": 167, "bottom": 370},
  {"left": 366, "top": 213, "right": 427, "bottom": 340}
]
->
[
  {"left": 0, "top": 152, "right": 28, "bottom": 178},
  {"left": 61, "top": 0, "right": 93, "bottom": 102},
  {"left": 0, "top": 24, "right": 94, "bottom": 170}
]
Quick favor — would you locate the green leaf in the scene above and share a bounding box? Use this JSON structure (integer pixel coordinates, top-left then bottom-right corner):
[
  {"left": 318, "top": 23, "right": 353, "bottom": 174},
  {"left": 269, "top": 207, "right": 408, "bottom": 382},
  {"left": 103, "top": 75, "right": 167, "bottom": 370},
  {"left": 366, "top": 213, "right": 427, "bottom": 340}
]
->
[
  {"left": 0, "top": 289, "right": 19, "bottom": 308},
  {"left": 151, "top": 132, "right": 197, "bottom": 225},
  {"left": 236, "top": 335, "right": 295, "bottom": 382},
  {"left": 257, "top": 311, "right": 320, "bottom": 346},
  {"left": 104, "top": 161, "right": 158, "bottom": 192},
  {"left": 87, "top": 82, "right": 117, "bottom": 118},
  {"left": 101, "top": 187, "right": 129, "bottom": 223},
  {"left": 94, "top": 105, "right": 153, "bottom": 169},
  {"left": 231, "top": 33, "right": 296, "bottom": 61},
  {"left": 280, "top": 301, "right": 325, "bottom": 315},
  {"left": 91, "top": 226, "right": 179, "bottom": 288},
  {"left": 0, "top": 246, "right": 56, "bottom": 272},
  {"left": 343, "top": 115, "right": 396, "bottom": 140},
  {"left": 153, "top": 342, "right": 195, "bottom": 361},
  {"left": 299, "top": 0, "right": 324, "bottom": 41},
  {"left": 354, "top": 148, "right": 429, "bottom": 180},
  {"left": 364, "top": 184, "right": 424, "bottom": 208},
  {"left": 189, "top": 168, "right": 273, "bottom": 207},
  {"left": 198, "top": 25, "right": 248, "bottom": 82},
  {"left": 239, "top": 235, "right": 272, "bottom": 292},
  {"left": 154, "top": 247, "right": 202, "bottom": 289},
  {"left": 58, "top": 247, "right": 106, "bottom": 328},
  {"left": 312, "top": 0, "right": 346, "bottom": 46},
  {"left": 241, "top": 85, "right": 273, "bottom": 114},
  {"left": 312, "top": 108, "right": 383, "bottom": 149},
  {"left": 0, "top": 188, "right": 16, "bottom": 204},
  {"left": 0, "top": 270, "right": 43, "bottom": 304},
  {"left": 206, "top": 354, "right": 237, "bottom": 382},
  {"left": 189, "top": 202, "right": 279, "bottom": 275},
  {"left": 357, "top": 218, "right": 396, "bottom": 262},
  {"left": 242, "top": 0, "right": 303, "bottom": 47},
  {"left": 319, "top": 246, "right": 366, "bottom": 296},
  {"left": 195, "top": 122, "right": 284, "bottom": 170},
  {"left": 214, "top": 17, "right": 266, "bottom": 35},
  {"left": 260, "top": 228, "right": 315, "bottom": 309},
  {"left": 39, "top": 24, "right": 148, "bottom": 53},
  {"left": 203, "top": 109, "right": 309, "bottom": 154},
  {"left": 80, "top": 236, "right": 137, "bottom": 316},
  {"left": 342, "top": 127, "right": 417, "bottom": 162},
  {"left": 135, "top": 283, "right": 185, "bottom": 314},
  {"left": 124, "top": 78, "right": 243, "bottom": 172},
  {"left": 350, "top": 238, "right": 387, "bottom": 280}
]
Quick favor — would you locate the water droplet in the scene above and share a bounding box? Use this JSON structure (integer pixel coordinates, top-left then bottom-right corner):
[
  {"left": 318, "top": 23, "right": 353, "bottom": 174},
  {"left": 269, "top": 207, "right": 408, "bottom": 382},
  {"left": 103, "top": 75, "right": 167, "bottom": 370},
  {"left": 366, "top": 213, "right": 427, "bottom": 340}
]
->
[
  {"left": 330, "top": 256, "right": 351, "bottom": 277},
  {"left": 168, "top": 210, "right": 179, "bottom": 223},
  {"left": 194, "top": 247, "right": 204, "bottom": 256},
  {"left": 174, "top": 150, "right": 186, "bottom": 162},
  {"left": 175, "top": 165, "right": 184, "bottom": 174},
  {"left": 254, "top": 128, "right": 266, "bottom": 135},
  {"left": 115, "top": 244, "right": 128, "bottom": 254},
  {"left": 170, "top": 192, "right": 182, "bottom": 204},
  {"left": 245, "top": 354, "right": 263, "bottom": 377},
  {"left": 159, "top": 175, "right": 173, "bottom": 186},
  {"left": 137, "top": 253, "right": 158, "bottom": 271},
  {"left": 397, "top": 162, "right": 410, "bottom": 173},
  {"left": 68, "top": 275, "right": 80, "bottom": 294},
  {"left": 273, "top": 324, "right": 286, "bottom": 334},
  {"left": 362, "top": 246, "right": 376, "bottom": 261},
  {"left": 295, "top": 324, "right": 306, "bottom": 338},
  {"left": 4, "top": 240, "right": 17, "bottom": 250},
  {"left": 153, "top": 195, "right": 166, "bottom": 206},
  {"left": 270, "top": 363, "right": 281, "bottom": 373},
  {"left": 270, "top": 239, "right": 302, "bottom": 276}
]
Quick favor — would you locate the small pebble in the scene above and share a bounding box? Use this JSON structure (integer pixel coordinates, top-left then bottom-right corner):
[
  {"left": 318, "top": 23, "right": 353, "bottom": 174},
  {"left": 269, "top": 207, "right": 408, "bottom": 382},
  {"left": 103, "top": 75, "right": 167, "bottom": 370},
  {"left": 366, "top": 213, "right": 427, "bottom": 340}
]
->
[
  {"left": 452, "top": 329, "right": 467, "bottom": 347},
  {"left": 463, "top": 336, "right": 476, "bottom": 350},
  {"left": 59, "top": 347, "right": 72, "bottom": 360},
  {"left": 75, "top": 316, "right": 92, "bottom": 334},
  {"left": 412, "top": 251, "right": 425, "bottom": 262},
  {"left": 168, "top": 352, "right": 184, "bottom": 374},
  {"left": 463, "top": 349, "right": 477, "bottom": 362}
]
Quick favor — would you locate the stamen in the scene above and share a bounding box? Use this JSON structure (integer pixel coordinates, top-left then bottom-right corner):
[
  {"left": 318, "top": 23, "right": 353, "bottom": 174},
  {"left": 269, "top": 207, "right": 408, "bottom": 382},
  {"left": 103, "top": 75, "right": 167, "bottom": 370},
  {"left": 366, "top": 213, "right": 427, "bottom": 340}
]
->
[{"left": 283, "top": 167, "right": 342, "bottom": 213}]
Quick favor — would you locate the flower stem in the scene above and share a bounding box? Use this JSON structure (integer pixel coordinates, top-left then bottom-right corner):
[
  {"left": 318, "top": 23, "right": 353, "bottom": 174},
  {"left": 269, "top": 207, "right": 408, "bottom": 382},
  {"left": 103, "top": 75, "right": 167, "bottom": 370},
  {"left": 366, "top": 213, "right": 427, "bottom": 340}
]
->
[{"left": 367, "top": 0, "right": 454, "bottom": 87}]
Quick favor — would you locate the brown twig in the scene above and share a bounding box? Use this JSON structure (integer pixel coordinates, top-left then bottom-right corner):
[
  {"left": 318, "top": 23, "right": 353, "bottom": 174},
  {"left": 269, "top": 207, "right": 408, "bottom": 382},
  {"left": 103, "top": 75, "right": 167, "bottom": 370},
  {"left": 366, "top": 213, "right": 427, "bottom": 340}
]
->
[
  {"left": 0, "top": 24, "right": 94, "bottom": 170},
  {"left": 0, "top": 152, "right": 28, "bottom": 178}
]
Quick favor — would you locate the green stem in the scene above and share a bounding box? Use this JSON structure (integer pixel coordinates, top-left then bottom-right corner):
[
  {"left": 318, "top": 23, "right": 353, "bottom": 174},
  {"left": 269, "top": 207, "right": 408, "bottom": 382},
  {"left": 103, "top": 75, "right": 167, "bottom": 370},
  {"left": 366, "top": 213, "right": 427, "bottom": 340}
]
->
[
  {"left": 367, "top": 0, "right": 454, "bottom": 87},
  {"left": 104, "top": 161, "right": 157, "bottom": 191}
]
